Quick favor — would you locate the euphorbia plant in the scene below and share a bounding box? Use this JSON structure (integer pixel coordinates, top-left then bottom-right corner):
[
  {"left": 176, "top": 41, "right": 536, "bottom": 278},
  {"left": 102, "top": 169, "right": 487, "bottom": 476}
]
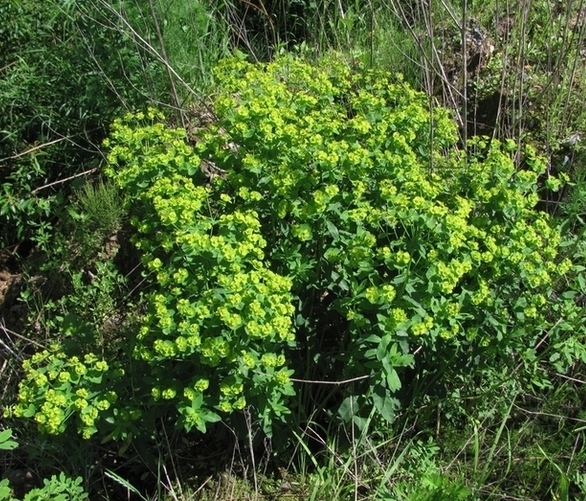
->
[
  {"left": 195, "top": 55, "right": 568, "bottom": 422},
  {"left": 9, "top": 54, "right": 570, "bottom": 438}
]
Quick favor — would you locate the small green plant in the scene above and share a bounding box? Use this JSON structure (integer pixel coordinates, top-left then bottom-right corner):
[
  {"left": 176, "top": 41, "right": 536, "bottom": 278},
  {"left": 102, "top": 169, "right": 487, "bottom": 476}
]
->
[
  {"left": 0, "top": 473, "right": 88, "bottom": 501},
  {"left": 0, "top": 428, "right": 86, "bottom": 501}
]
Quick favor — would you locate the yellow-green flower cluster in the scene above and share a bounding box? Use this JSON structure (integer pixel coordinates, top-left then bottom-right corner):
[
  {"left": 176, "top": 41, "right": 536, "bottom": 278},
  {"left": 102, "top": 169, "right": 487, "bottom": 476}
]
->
[
  {"left": 364, "top": 284, "right": 396, "bottom": 305},
  {"left": 275, "top": 369, "right": 293, "bottom": 386},
  {"left": 292, "top": 223, "right": 313, "bottom": 242},
  {"left": 106, "top": 118, "right": 298, "bottom": 424},
  {"left": 8, "top": 348, "right": 121, "bottom": 438},
  {"left": 105, "top": 110, "right": 200, "bottom": 192},
  {"left": 411, "top": 316, "right": 434, "bottom": 336},
  {"left": 436, "top": 259, "right": 473, "bottom": 295},
  {"left": 261, "top": 353, "right": 286, "bottom": 368}
]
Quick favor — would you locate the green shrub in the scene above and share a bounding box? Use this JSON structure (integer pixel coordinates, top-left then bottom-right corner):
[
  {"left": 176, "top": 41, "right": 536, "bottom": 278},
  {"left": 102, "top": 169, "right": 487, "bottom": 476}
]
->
[
  {"left": 193, "top": 54, "right": 569, "bottom": 423},
  {"left": 8, "top": 54, "right": 573, "bottom": 439},
  {"left": 104, "top": 109, "right": 297, "bottom": 434}
]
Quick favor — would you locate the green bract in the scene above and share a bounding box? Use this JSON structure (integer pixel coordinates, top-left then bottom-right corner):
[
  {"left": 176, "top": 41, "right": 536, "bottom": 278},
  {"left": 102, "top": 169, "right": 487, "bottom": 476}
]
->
[{"left": 11, "top": 54, "right": 569, "bottom": 437}]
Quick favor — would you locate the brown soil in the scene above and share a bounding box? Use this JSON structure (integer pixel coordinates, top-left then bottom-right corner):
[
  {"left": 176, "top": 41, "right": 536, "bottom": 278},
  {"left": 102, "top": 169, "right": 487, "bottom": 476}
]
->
[{"left": 0, "top": 248, "right": 24, "bottom": 328}]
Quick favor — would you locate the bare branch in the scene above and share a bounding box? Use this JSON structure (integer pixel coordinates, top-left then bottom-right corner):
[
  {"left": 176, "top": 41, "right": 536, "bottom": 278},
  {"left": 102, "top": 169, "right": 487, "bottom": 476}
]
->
[
  {"left": 0, "top": 136, "right": 70, "bottom": 163},
  {"left": 31, "top": 168, "right": 97, "bottom": 194},
  {"left": 291, "top": 374, "right": 370, "bottom": 386}
]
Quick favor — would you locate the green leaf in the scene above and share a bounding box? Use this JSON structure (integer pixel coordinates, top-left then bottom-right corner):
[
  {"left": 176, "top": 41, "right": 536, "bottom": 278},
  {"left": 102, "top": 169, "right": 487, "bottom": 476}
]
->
[
  {"left": 0, "top": 429, "right": 18, "bottom": 451},
  {"left": 371, "top": 384, "right": 398, "bottom": 423},
  {"left": 338, "top": 395, "right": 361, "bottom": 423},
  {"left": 364, "top": 333, "right": 382, "bottom": 343},
  {"left": 325, "top": 219, "right": 339, "bottom": 241},
  {"left": 376, "top": 334, "right": 393, "bottom": 361},
  {"left": 22, "top": 404, "right": 36, "bottom": 418},
  {"left": 386, "top": 368, "right": 402, "bottom": 392},
  {"left": 203, "top": 410, "right": 221, "bottom": 423}
]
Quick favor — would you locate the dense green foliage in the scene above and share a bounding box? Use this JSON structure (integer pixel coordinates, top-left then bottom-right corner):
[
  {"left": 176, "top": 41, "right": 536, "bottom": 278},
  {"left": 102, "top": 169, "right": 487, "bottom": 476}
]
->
[
  {"left": 3, "top": 1, "right": 586, "bottom": 500},
  {"left": 0, "top": 0, "right": 165, "bottom": 247},
  {"left": 7, "top": 55, "right": 576, "bottom": 448}
]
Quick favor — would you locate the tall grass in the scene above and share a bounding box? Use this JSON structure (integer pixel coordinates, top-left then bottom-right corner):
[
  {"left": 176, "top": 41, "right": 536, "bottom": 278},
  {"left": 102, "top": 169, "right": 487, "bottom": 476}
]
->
[{"left": 156, "top": 0, "right": 232, "bottom": 97}]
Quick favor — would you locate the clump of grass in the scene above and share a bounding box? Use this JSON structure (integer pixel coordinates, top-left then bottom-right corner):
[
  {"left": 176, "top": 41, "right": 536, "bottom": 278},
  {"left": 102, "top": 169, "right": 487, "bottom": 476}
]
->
[{"left": 75, "top": 179, "right": 126, "bottom": 236}]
